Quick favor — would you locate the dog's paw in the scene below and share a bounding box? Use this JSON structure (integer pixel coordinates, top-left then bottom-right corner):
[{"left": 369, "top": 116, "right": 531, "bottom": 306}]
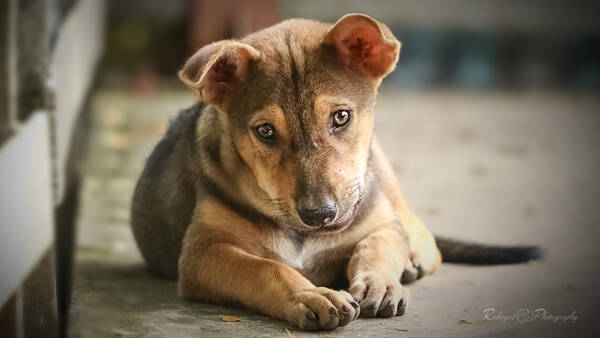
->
[
  {"left": 287, "top": 287, "right": 359, "bottom": 331},
  {"left": 402, "top": 238, "right": 442, "bottom": 284},
  {"left": 349, "top": 273, "right": 409, "bottom": 318},
  {"left": 401, "top": 259, "right": 426, "bottom": 284}
]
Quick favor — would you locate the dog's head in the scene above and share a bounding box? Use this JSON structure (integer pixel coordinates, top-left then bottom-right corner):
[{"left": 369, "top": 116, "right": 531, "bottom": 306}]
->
[{"left": 180, "top": 14, "right": 400, "bottom": 232}]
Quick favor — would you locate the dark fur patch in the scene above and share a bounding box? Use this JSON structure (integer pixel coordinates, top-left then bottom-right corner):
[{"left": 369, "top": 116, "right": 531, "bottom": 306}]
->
[
  {"left": 204, "top": 138, "right": 221, "bottom": 168},
  {"left": 197, "top": 171, "right": 276, "bottom": 227},
  {"left": 131, "top": 103, "right": 204, "bottom": 279}
]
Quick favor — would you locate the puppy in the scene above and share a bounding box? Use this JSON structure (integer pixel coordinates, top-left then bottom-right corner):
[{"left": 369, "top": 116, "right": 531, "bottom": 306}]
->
[{"left": 131, "top": 14, "right": 541, "bottom": 330}]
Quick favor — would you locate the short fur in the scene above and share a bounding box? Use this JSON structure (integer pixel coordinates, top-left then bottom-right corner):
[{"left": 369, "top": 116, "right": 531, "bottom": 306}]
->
[{"left": 131, "top": 14, "right": 540, "bottom": 330}]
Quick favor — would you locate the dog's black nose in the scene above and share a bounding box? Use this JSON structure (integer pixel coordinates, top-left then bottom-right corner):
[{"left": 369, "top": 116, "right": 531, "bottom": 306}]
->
[{"left": 297, "top": 196, "right": 337, "bottom": 227}]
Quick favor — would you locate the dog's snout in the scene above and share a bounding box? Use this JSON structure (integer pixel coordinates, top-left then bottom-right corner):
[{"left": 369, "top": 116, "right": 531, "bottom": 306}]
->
[{"left": 297, "top": 196, "right": 337, "bottom": 227}]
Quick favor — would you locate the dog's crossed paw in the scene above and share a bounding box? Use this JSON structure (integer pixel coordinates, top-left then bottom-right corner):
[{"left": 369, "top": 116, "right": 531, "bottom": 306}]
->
[
  {"left": 349, "top": 273, "right": 409, "bottom": 318},
  {"left": 287, "top": 287, "right": 359, "bottom": 330},
  {"left": 401, "top": 259, "right": 426, "bottom": 283},
  {"left": 402, "top": 237, "right": 442, "bottom": 283}
]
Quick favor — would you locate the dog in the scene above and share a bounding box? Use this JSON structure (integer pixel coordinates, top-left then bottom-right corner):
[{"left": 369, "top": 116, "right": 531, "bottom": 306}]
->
[{"left": 131, "top": 14, "right": 541, "bottom": 330}]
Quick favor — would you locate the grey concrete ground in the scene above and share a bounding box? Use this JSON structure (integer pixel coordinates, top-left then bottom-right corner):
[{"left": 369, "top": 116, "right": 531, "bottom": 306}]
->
[{"left": 69, "top": 88, "right": 600, "bottom": 337}]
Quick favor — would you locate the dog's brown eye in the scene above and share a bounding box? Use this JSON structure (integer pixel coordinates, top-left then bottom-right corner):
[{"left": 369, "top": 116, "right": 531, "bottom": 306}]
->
[
  {"left": 256, "top": 123, "right": 275, "bottom": 140},
  {"left": 332, "top": 110, "right": 351, "bottom": 128}
]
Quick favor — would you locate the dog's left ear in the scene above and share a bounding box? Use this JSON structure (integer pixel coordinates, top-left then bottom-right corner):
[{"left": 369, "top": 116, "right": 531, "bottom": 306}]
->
[
  {"left": 178, "top": 40, "right": 260, "bottom": 107},
  {"left": 325, "top": 14, "right": 401, "bottom": 81}
]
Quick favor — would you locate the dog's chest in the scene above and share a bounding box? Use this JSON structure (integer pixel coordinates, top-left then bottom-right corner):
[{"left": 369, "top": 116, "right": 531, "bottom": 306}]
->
[
  {"left": 272, "top": 238, "right": 319, "bottom": 270},
  {"left": 269, "top": 235, "right": 351, "bottom": 285}
]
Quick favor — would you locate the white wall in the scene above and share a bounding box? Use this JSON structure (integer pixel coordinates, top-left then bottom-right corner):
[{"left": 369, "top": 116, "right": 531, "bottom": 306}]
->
[{"left": 0, "top": 113, "right": 54, "bottom": 306}]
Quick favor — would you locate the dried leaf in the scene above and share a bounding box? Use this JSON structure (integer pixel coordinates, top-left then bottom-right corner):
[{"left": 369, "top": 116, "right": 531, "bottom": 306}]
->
[
  {"left": 221, "top": 315, "right": 242, "bottom": 322},
  {"left": 458, "top": 320, "right": 472, "bottom": 324}
]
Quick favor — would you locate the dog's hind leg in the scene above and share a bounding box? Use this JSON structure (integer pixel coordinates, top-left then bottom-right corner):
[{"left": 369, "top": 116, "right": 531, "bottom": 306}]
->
[{"left": 371, "top": 139, "right": 442, "bottom": 282}]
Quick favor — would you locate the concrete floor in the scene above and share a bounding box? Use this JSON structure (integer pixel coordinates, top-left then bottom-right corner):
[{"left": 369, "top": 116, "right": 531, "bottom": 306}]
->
[{"left": 69, "top": 88, "right": 600, "bottom": 337}]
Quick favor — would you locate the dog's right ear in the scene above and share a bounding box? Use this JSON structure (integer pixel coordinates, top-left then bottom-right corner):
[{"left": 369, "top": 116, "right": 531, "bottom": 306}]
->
[
  {"left": 178, "top": 41, "right": 260, "bottom": 107},
  {"left": 325, "top": 14, "right": 401, "bottom": 82}
]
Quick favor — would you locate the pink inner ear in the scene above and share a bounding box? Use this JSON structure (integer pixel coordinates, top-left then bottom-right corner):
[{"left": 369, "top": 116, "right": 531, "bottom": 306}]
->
[
  {"left": 334, "top": 23, "right": 398, "bottom": 78},
  {"left": 200, "top": 55, "right": 241, "bottom": 104},
  {"left": 210, "top": 57, "right": 238, "bottom": 84},
  {"left": 343, "top": 35, "right": 373, "bottom": 63}
]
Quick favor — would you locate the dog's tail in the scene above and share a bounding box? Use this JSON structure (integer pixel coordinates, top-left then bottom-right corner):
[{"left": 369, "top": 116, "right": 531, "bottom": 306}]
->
[{"left": 435, "top": 237, "right": 543, "bottom": 265}]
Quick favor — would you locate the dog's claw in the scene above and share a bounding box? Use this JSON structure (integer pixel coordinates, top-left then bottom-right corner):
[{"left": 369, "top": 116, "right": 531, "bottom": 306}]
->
[
  {"left": 377, "top": 300, "right": 396, "bottom": 318},
  {"left": 414, "top": 261, "right": 426, "bottom": 279},
  {"left": 397, "top": 298, "right": 407, "bottom": 316}
]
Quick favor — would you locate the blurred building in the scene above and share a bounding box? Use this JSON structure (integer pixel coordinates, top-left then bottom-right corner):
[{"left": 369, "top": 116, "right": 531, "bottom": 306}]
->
[{"left": 104, "top": 0, "right": 600, "bottom": 90}]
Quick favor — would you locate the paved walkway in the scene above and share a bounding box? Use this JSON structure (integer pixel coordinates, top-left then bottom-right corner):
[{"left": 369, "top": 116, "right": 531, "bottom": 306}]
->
[{"left": 69, "top": 88, "right": 600, "bottom": 337}]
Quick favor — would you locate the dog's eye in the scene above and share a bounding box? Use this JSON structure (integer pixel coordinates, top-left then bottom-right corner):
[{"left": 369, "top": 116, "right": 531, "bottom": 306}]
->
[
  {"left": 332, "top": 110, "right": 351, "bottom": 128},
  {"left": 256, "top": 123, "right": 275, "bottom": 140}
]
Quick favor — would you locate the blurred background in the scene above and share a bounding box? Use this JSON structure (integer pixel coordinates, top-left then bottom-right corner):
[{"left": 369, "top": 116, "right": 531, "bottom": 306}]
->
[
  {"left": 104, "top": 0, "right": 600, "bottom": 91},
  {"left": 1, "top": 0, "right": 599, "bottom": 337}
]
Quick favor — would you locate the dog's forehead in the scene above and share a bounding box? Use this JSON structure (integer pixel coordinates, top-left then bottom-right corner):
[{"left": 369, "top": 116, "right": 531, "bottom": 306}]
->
[
  {"left": 234, "top": 19, "right": 375, "bottom": 128},
  {"left": 242, "top": 19, "right": 331, "bottom": 59},
  {"left": 243, "top": 19, "right": 341, "bottom": 96}
]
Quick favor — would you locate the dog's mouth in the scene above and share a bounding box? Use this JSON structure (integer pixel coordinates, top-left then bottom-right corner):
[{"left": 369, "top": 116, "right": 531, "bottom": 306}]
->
[{"left": 318, "top": 195, "right": 363, "bottom": 232}]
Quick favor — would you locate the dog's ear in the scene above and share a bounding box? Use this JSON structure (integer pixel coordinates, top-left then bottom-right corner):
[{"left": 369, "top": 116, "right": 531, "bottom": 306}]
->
[
  {"left": 178, "top": 40, "right": 260, "bottom": 107},
  {"left": 325, "top": 14, "right": 401, "bottom": 81}
]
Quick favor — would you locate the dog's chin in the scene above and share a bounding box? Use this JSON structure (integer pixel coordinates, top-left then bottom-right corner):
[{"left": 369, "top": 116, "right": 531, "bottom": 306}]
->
[
  {"left": 319, "top": 209, "right": 357, "bottom": 233},
  {"left": 279, "top": 211, "right": 354, "bottom": 233}
]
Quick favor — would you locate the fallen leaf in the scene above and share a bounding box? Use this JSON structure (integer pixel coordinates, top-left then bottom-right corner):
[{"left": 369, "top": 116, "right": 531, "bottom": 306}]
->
[
  {"left": 112, "top": 328, "right": 133, "bottom": 336},
  {"left": 458, "top": 320, "right": 472, "bottom": 324},
  {"left": 475, "top": 320, "right": 487, "bottom": 324},
  {"left": 221, "top": 315, "right": 241, "bottom": 322}
]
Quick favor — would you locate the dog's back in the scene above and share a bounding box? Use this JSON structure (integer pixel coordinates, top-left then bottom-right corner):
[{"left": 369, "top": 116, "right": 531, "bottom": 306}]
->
[{"left": 131, "top": 103, "right": 204, "bottom": 279}]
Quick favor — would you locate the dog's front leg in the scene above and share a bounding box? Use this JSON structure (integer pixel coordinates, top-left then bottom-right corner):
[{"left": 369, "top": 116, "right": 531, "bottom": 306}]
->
[
  {"left": 348, "top": 226, "right": 410, "bottom": 318},
  {"left": 179, "top": 241, "right": 359, "bottom": 330}
]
